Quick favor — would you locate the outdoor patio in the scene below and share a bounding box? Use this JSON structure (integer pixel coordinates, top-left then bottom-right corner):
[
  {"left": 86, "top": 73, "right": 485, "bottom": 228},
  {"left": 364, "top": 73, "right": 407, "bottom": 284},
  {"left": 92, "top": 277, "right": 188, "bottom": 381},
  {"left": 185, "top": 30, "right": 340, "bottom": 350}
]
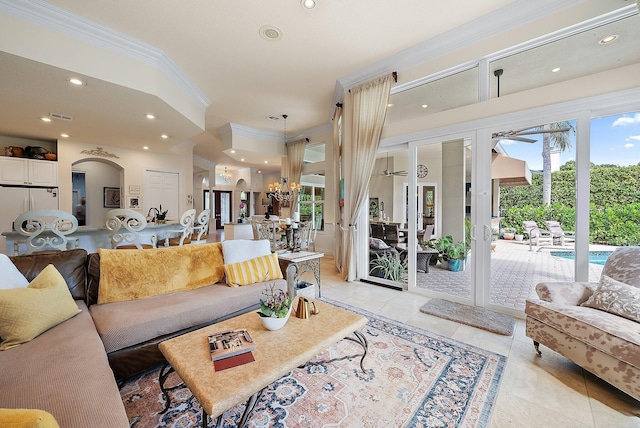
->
[{"left": 415, "top": 239, "right": 615, "bottom": 311}]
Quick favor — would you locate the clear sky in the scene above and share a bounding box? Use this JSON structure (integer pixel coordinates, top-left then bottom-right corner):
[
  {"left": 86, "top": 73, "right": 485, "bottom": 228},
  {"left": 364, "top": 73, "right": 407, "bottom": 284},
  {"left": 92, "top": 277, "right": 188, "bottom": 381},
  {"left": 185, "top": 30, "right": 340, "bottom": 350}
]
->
[{"left": 499, "top": 111, "right": 640, "bottom": 170}]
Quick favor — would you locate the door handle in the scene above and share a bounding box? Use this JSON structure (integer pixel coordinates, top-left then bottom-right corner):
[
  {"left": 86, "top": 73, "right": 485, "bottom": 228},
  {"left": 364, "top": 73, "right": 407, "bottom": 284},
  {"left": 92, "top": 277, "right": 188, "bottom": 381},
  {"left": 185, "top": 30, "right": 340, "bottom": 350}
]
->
[
  {"left": 470, "top": 224, "right": 476, "bottom": 241},
  {"left": 484, "top": 225, "right": 491, "bottom": 241}
]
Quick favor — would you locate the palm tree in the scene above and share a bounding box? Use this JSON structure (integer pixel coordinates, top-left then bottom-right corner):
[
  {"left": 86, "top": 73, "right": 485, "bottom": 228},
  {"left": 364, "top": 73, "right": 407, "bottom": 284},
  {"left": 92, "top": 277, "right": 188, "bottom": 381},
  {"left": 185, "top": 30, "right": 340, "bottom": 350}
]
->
[{"left": 540, "top": 121, "right": 575, "bottom": 205}]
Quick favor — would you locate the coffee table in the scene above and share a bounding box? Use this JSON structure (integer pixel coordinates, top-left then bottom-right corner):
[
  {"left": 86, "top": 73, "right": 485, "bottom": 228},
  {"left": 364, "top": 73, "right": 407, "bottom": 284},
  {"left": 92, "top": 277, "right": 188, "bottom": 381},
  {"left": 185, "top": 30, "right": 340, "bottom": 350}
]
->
[{"left": 158, "top": 299, "right": 367, "bottom": 427}]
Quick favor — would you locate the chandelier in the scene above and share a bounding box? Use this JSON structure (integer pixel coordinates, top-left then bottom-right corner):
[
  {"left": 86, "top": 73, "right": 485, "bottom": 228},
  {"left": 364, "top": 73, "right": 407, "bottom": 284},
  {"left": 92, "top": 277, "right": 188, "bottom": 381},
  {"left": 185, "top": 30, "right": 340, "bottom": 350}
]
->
[
  {"left": 268, "top": 177, "right": 301, "bottom": 202},
  {"left": 221, "top": 167, "right": 232, "bottom": 181},
  {"left": 268, "top": 114, "right": 301, "bottom": 202}
]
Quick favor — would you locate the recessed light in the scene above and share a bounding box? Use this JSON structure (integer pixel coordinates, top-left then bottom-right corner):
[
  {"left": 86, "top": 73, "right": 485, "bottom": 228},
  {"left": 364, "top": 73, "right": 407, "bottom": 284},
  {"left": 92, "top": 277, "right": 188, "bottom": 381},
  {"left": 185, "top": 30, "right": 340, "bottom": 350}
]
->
[
  {"left": 67, "top": 78, "right": 85, "bottom": 86},
  {"left": 264, "top": 160, "right": 268, "bottom": 164},
  {"left": 387, "top": 103, "right": 394, "bottom": 108},
  {"left": 143, "top": 146, "right": 149, "bottom": 150},
  {"left": 301, "top": 0, "right": 316, "bottom": 9},
  {"left": 161, "top": 134, "right": 168, "bottom": 139},
  {"left": 259, "top": 25, "right": 283, "bottom": 42},
  {"left": 146, "top": 114, "right": 156, "bottom": 120},
  {"left": 40, "top": 117, "right": 51, "bottom": 122},
  {"left": 230, "top": 150, "right": 236, "bottom": 154},
  {"left": 421, "top": 104, "right": 428, "bottom": 108},
  {"left": 60, "top": 133, "right": 69, "bottom": 138},
  {"left": 599, "top": 34, "right": 618, "bottom": 45},
  {"left": 552, "top": 67, "right": 560, "bottom": 73},
  {"left": 241, "top": 158, "right": 245, "bottom": 162},
  {"left": 258, "top": 170, "right": 262, "bottom": 174}
]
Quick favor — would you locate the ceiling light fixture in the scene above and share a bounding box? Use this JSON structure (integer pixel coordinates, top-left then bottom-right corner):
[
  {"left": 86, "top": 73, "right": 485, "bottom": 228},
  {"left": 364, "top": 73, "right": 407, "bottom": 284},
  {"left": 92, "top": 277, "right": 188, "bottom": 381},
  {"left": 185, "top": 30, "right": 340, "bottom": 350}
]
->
[
  {"left": 161, "top": 134, "right": 168, "bottom": 139},
  {"left": 552, "top": 67, "right": 560, "bottom": 73},
  {"left": 40, "top": 117, "right": 51, "bottom": 122},
  {"left": 268, "top": 114, "right": 301, "bottom": 202},
  {"left": 146, "top": 114, "right": 156, "bottom": 120},
  {"left": 67, "top": 78, "right": 85, "bottom": 86},
  {"left": 230, "top": 150, "right": 236, "bottom": 154},
  {"left": 421, "top": 104, "right": 428, "bottom": 108},
  {"left": 301, "top": 0, "right": 316, "bottom": 9},
  {"left": 142, "top": 146, "right": 150, "bottom": 150},
  {"left": 387, "top": 103, "right": 394, "bottom": 108},
  {"left": 598, "top": 34, "right": 618, "bottom": 45},
  {"left": 60, "top": 133, "right": 69, "bottom": 138},
  {"left": 221, "top": 167, "right": 232, "bottom": 181}
]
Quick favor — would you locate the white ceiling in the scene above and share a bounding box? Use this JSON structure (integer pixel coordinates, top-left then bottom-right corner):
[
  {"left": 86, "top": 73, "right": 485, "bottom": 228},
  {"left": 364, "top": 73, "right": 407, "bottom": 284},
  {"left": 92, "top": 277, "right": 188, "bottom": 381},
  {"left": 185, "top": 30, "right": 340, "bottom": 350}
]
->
[{"left": 0, "top": 0, "right": 636, "bottom": 174}]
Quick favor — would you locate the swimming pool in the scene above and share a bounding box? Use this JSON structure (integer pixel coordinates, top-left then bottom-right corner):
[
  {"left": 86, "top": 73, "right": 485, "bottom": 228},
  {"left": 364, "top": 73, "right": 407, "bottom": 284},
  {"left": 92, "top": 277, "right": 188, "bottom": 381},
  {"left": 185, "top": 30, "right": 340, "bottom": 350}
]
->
[{"left": 550, "top": 251, "right": 613, "bottom": 265}]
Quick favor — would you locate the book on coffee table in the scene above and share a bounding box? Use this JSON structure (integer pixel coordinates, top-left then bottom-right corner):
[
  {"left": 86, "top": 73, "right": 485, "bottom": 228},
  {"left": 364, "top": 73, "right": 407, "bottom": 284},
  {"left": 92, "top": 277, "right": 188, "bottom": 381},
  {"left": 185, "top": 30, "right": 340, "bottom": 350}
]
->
[{"left": 208, "top": 329, "right": 256, "bottom": 362}]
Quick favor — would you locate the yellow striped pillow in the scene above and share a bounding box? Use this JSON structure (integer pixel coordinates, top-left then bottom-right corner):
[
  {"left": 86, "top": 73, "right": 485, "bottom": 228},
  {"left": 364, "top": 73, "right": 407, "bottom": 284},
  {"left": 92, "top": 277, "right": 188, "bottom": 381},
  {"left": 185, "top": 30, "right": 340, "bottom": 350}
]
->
[{"left": 224, "top": 253, "right": 283, "bottom": 287}]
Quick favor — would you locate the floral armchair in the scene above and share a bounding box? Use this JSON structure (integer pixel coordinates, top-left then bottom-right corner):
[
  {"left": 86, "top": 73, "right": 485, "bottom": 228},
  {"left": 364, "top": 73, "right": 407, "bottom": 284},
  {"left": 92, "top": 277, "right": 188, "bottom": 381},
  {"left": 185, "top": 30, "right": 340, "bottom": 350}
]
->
[{"left": 525, "top": 246, "right": 640, "bottom": 400}]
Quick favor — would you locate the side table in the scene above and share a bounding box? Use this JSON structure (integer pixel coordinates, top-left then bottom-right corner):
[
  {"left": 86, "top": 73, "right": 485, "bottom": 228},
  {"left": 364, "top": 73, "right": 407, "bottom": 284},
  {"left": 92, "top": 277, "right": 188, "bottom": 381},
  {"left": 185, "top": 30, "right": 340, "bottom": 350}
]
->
[{"left": 277, "top": 251, "right": 324, "bottom": 298}]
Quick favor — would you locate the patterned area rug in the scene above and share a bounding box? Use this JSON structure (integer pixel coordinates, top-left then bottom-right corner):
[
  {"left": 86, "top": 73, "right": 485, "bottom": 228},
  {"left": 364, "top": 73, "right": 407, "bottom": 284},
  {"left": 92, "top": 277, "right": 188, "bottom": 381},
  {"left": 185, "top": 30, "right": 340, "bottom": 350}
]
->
[
  {"left": 420, "top": 299, "right": 516, "bottom": 336},
  {"left": 121, "top": 300, "right": 506, "bottom": 427}
]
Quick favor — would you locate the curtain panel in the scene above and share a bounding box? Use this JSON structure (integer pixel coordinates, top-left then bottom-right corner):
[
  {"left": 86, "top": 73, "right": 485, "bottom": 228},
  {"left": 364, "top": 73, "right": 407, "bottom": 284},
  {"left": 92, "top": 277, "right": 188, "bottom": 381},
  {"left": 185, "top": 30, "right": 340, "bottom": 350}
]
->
[
  {"left": 286, "top": 139, "right": 306, "bottom": 214},
  {"left": 342, "top": 73, "right": 393, "bottom": 281},
  {"left": 333, "top": 105, "right": 343, "bottom": 273}
]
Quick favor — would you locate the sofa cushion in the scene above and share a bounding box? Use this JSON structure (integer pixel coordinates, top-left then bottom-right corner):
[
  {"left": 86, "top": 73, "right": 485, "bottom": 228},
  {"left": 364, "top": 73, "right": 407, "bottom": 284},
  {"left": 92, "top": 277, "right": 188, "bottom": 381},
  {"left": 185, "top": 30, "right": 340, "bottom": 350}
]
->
[
  {"left": 0, "top": 265, "right": 81, "bottom": 351},
  {"left": 10, "top": 249, "right": 88, "bottom": 301},
  {"left": 0, "top": 254, "right": 28, "bottom": 289},
  {"left": 600, "top": 246, "right": 640, "bottom": 288},
  {"left": 222, "top": 239, "right": 271, "bottom": 264},
  {"left": 90, "top": 279, "right": 286, "bottom": 354},
  {"left": 581, "top": 275, "right": 640, "bottom": 322},
  {"left": 224, "top": 253, "right": 283, "bottom": 287},
  {"left": 0, "top": 301, "right": 129, "bottom": 428},
  {"left": 369, "top": 237, "right": 390, "bottom": 250},
  {"left": 0, "top": 408, "right": 60, "bottom": 428},
  {"left": 525, "top": 299, "right": 640, "bottom": 369},
  {"left": 97, "top": 243, "right": 225, "bottom": 304}
]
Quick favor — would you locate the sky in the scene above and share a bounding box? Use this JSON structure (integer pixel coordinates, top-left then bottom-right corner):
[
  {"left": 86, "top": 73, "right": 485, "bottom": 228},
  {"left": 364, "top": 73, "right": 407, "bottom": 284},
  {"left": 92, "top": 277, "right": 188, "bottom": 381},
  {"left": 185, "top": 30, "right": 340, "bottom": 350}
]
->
[{"left": 499, "top": 111, "right": 640, "bottom": 170}]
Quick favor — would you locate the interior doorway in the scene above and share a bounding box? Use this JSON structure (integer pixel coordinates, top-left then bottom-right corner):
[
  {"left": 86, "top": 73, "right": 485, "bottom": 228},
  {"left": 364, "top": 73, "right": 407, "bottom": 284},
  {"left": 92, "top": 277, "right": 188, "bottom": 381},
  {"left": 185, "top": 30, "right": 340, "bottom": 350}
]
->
[{"left": 212, "top": 191, "right": 232, "bottom": 229}]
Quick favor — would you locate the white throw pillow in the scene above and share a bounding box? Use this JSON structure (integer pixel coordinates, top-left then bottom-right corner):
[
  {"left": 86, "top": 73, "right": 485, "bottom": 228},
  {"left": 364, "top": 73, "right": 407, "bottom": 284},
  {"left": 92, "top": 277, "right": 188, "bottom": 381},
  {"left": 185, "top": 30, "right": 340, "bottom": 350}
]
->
[
  {"left": 0, "top": 254, "right": 29, "bottom": 290},
  {"left": 222, "top": 239, "right": 272, "bottom": 264}
]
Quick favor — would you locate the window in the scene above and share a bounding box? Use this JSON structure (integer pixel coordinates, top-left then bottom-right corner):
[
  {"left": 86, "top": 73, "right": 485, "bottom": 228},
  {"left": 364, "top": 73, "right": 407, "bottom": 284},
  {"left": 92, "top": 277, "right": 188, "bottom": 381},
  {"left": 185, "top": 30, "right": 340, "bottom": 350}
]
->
[{"left": 299, "top": 173, "right": 324, "bottom": 231}]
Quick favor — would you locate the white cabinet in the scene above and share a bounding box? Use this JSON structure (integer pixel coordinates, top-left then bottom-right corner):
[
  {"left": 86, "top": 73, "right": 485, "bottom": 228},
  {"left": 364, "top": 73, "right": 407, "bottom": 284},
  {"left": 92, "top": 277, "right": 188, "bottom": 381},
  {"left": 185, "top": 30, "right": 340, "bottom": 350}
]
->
[{"left": 0, "top": 157, "right": 57, "bottom": 186}]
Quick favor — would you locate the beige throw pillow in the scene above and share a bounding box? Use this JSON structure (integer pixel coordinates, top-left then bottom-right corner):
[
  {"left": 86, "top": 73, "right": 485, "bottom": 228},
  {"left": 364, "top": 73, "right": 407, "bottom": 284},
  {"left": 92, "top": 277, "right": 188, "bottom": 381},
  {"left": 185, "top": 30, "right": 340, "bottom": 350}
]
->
[
  {"left": 581, "top": 275, "right": 640, "bottom": 322},
  {"left": 0, "top": 264, "right": 80, "bottom": 350}
]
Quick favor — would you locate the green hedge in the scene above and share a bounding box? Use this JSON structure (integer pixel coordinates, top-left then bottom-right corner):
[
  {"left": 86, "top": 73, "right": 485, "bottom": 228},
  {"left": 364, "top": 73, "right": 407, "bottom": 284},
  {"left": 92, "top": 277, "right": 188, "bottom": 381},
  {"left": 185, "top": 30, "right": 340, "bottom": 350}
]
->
[{"left": 499, "top": 165, "right": 640, "bottom": 245}]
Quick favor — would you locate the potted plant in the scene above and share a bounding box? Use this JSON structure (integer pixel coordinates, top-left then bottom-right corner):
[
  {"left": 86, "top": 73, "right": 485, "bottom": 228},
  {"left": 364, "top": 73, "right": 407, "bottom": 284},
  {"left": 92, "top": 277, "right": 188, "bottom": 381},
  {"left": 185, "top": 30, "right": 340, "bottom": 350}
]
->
[
  {"left": 514, "top": 225, "right": 525, "bottom": 242},
  {"left": 258, "top": 283, "right": 293, "bottom": 331},
  {"left": 446, "top": 241, "right": 468, "bottom": 272},
  {"left": 369, "top": 250, "right": 408, "bottom": 282},
  {"left": 432, "top": 235, "right": 454, "bottom": 264},
  {"left": 502, "top": 227, "right": 516, "bottom": 240}
]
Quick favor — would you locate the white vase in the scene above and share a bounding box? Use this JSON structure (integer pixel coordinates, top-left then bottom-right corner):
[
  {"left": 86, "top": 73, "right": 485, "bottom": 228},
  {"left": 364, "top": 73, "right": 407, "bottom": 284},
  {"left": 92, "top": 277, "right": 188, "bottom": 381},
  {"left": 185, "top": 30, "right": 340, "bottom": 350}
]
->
[{"left": 258, "top": 305, "right": 292, "bottom": 331}]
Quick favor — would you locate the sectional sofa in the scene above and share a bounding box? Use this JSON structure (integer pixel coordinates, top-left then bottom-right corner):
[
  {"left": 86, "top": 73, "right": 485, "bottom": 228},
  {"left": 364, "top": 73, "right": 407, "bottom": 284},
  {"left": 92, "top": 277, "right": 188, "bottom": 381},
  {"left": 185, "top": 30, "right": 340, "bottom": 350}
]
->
[{"left": 0, "top": 241, "right": 288, "bottom": 428}]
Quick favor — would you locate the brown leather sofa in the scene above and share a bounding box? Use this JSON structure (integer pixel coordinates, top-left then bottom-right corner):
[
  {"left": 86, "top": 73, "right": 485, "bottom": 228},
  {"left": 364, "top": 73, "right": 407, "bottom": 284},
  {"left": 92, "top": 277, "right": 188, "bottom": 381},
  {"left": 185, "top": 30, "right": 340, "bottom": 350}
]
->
[{"left": 1, "top": 243, "right": 288, "bottom": 427}]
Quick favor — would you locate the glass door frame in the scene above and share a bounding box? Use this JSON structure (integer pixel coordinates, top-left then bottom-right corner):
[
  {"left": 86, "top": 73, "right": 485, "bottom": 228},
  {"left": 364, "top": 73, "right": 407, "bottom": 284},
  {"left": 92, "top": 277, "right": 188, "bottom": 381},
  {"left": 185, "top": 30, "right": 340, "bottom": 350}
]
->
[{"left": 407, "top": 131, "right": 479, "bottom": 307}]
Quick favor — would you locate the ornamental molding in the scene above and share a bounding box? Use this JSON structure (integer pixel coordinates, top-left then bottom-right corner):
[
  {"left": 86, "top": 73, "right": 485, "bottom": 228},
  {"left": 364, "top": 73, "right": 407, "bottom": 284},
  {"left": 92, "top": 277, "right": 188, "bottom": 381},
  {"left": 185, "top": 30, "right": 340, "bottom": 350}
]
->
[{"left": 80, "top": 147, "right": 120, "bottom": 159}]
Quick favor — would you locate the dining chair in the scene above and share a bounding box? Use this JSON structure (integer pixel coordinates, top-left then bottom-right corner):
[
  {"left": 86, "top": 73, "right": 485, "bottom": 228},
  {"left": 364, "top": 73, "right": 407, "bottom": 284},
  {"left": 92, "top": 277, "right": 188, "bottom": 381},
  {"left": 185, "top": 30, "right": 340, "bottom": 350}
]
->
[
  {"left": 166, "top": 209, "right": 197, "bottom": 246},
  {"left": 190, "top": 209, "right": 210, "bottom": 244},
  {"left": 105, "top": 209, "right": 157, "bottom": 249},
  {"left": 370, "top": 223, "right": 385, "bottom": 240},
  {"left": 13, "top": 209, "right": 78, "bottom": 254}
]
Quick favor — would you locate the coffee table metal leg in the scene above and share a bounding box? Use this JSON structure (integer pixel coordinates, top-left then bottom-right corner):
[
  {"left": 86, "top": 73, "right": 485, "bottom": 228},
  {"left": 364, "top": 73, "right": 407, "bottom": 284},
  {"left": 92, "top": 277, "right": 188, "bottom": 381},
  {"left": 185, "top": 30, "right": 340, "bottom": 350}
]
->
[
  {"left": 159, "top": 362, "right": 185, "bottom": 414},
  {"left": 302, "top": 331, "right": 369, "bottom": 374},
  {"left": 206, "top": 388, "right": 265, "bottom": 428}
]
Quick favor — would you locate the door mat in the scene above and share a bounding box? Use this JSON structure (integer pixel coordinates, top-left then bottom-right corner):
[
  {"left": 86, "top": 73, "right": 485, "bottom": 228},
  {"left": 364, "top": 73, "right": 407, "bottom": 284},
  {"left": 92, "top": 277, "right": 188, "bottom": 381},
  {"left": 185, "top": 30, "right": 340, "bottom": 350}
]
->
[{"left": 420, "top": 298, "right": 515, "bottom": 336}]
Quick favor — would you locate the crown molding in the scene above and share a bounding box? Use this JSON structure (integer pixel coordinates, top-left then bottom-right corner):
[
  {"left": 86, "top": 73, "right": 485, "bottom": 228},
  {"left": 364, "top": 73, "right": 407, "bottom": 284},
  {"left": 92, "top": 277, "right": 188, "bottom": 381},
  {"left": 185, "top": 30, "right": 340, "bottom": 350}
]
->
[
  {"left": 0, "top": 0, "right": 211, "bottom": 111},
  {"left": 193, "top": 154, "right": 218, "bottom": 170},
  {"left": 218, "top": 123, "right": 283, "bottom": 141}
]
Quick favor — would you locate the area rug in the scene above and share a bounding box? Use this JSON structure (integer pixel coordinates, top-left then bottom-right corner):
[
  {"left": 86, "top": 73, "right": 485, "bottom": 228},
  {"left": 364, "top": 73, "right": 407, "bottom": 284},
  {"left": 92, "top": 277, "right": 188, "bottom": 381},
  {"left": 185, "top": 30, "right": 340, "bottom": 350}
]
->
[
  {"left": 420, "top": 299, "right": 516, "bottom": 336},
  {"left": 121, "top": 299, "right": 506, "bottom": 427}
]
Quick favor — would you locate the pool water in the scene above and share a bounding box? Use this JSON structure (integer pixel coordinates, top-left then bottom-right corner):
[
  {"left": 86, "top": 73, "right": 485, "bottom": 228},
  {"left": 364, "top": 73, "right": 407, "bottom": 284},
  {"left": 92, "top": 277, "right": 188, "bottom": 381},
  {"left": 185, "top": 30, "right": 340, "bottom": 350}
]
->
[{"left": 550, "top": 251, "right": 613, "bottom": 265}]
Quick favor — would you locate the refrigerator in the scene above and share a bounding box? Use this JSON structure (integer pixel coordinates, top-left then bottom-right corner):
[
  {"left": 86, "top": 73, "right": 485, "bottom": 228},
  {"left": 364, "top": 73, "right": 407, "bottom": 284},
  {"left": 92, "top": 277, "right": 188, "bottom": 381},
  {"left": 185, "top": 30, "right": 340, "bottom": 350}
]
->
[{"left": 0, "top": 185, "right": 59, "bottom": 254}]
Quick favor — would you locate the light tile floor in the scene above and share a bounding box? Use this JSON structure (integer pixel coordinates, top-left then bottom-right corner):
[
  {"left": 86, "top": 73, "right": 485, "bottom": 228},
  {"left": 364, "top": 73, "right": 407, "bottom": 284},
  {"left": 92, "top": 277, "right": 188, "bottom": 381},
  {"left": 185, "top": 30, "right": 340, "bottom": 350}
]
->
[
  {"left": 209, "top": 231, "right": 638, "bottom": 426},
  {"left": 316, "top": 256, "right": 640, "bottom": 428}
]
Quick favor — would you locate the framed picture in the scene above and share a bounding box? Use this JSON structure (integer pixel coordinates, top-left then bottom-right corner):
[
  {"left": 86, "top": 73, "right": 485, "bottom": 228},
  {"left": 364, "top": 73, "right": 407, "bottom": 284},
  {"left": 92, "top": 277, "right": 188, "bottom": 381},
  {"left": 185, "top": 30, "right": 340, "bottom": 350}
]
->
[
  {"left": 369, "top": 197, "right": 379, "bottom": 218},
  {"left": 128, "top": 196, "right": 141, "bottom": 209},
  {"left": 103, "top": 187, "right": 121, "bottom": 208},
  {"left": 128, "top": 185, "right": 141, "bottom": 195}
]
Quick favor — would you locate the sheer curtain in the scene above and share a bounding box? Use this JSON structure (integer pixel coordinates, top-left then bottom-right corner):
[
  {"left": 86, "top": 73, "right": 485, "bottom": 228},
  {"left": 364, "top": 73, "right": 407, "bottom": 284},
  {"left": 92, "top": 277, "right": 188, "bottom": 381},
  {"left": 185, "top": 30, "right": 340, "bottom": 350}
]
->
[
  {"left": 333, "top": 104, "right": 343, "bottom": 273},
  {"left": 286, "top": 139, "right": 306, "bottom": 214},
  {"left": 342, "top": 73, "right": 393, "bottom": 281}
]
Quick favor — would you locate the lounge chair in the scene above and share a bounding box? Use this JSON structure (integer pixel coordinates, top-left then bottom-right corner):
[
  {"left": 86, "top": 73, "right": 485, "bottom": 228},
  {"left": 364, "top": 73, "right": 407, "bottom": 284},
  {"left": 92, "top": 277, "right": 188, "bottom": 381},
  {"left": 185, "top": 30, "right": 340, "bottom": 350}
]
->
[
  {"left": 545, "top": 221, "right": 575, "bottom": 246},
  {"left": 522, "top": 221, "right": 553, "bottom": 251}
]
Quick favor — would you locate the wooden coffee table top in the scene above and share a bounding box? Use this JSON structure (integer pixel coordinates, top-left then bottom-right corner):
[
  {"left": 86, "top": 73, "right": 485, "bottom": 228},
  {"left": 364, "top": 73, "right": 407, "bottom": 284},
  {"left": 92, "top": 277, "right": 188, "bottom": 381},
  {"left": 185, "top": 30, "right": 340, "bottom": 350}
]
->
[{"left": 158, "top": 298, "right": 367, "bottom": 420}]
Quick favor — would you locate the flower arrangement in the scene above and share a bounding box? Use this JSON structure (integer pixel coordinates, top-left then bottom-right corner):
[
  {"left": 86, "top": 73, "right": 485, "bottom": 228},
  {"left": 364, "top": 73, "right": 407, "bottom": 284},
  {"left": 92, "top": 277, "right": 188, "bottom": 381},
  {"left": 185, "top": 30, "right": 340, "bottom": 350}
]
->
[
  {"left": 258, "top": 283, "right": 292, "bottom": 318},
  {"left": 238, "top": 202, "right": 247, "bottom": 219},
  {"left": 151, "top": 205, "right": 168, "bottom": 222}
]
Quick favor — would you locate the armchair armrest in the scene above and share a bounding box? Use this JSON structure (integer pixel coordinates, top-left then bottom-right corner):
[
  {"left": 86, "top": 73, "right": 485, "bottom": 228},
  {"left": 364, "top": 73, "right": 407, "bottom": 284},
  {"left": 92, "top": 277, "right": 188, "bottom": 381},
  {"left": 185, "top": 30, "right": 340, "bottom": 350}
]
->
[{"left": 535, "top": 281, "right": 598, "bottom": 306}]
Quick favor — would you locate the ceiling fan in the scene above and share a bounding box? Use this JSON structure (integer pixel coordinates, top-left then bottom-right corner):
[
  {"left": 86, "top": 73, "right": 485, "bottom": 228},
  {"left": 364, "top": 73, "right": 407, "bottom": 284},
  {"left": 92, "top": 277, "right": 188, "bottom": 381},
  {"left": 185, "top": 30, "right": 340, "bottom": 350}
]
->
[
  {"left": 492, "top": 126, "right": 571, "bottom": 144},
  {"left": 379, "top": 153, "right": 407, "bottom": 177}
]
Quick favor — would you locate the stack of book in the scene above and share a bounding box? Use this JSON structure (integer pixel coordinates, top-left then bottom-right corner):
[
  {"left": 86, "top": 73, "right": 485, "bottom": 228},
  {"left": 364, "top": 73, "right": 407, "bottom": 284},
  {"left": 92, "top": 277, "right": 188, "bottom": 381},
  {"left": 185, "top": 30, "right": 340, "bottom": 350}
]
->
[{"left": 208, "top": 328, "right": 256, "bottom": 371}]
